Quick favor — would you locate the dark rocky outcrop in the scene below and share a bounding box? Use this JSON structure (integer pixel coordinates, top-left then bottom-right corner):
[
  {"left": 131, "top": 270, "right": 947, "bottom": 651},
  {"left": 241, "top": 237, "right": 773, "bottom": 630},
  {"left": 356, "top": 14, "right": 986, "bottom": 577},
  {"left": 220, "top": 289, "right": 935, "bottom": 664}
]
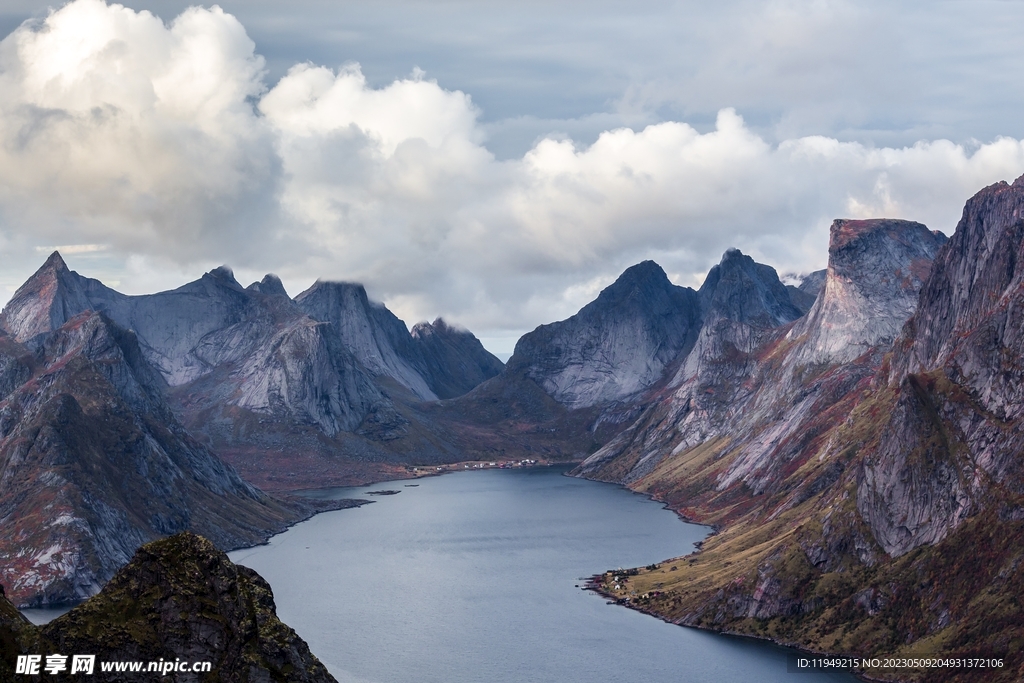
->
[
  {"left": 1, "top": 533, "right": 336, "bottom": 682},
  {"left": 410, "top": 318, "right": 505, "bottom": 400}
]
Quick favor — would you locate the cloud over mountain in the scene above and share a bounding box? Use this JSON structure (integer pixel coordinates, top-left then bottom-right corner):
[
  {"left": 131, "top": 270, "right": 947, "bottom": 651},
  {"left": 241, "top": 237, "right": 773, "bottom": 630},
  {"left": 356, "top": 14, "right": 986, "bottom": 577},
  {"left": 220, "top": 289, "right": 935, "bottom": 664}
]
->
[{"left": 1, "top": 0, "right": 1023, "bottom": 346}]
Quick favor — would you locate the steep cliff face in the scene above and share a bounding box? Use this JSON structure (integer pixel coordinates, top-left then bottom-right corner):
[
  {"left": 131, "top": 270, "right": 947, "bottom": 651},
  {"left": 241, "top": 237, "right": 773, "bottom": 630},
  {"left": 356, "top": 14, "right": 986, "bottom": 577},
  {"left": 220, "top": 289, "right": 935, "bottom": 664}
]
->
[
  {"left": 76, "top": 266, "right": 261, "bottom": 387},
  {"left": 0, "top": 252, "right": 93, "bottom": 343},
  {"left": 578, "top": 179, "right": 1024, "bottom": 683},
  {"left": 580, "top": 250, "right": 810, "bottom": 485},
  {"left": 507, "top": 261, "right": 702, "bottom": 410},
  {"left": 786, "top": 219, "right": 947, "bottom": 368},
  {"left": 575, "top": 227, "right": 936, "bottom": 491},
  {"left": 0, "top": 311, "right": 313, "bottom": 607},
  {"left": 295, "top": 282, "right": 439, "bottom": 401},
  {"left": 858, "top": 177, "right": 1024, "bottom": 557},
  {"left": 578, "top": 216, "right": 945, "bottom": 516},
  {"left": 1, "top": 533, "right": 336, "bottom": 682},
  {"left": 675, "top": 248, "right": 803, "bottom": 386},
  {"left": 410, "top": 318, "right": 505, "bottom": 400}
]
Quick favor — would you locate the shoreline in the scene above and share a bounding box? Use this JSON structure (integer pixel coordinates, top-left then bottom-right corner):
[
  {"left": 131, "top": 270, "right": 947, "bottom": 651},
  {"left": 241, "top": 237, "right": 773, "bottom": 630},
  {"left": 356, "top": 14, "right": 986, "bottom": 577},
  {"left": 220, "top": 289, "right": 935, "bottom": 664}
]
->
[{"left": 584, "top": 574, "right": 881, "bottom": 683}]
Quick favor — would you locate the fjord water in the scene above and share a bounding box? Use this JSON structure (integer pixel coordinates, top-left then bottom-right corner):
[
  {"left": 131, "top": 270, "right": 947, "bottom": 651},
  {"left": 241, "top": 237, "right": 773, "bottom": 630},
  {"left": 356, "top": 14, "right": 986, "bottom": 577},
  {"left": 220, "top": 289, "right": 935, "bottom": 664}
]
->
[{"left": 230, "top": 467, "right": 855, "bottom": 683}]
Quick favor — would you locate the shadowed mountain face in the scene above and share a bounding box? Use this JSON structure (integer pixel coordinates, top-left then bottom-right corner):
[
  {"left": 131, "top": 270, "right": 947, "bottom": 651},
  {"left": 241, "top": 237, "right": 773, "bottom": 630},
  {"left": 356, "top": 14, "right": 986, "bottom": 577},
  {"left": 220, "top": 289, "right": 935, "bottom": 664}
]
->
[
  {"left": 858, "top": 178, "right": 1024, "bottom": 557},
  {"left": 506, "top": 261, "right": 702, "bottom": 410},
  {"left": 410, "top": 318, "right": 506, "bottom": 399},
  {"left": 698, "top": 248, "right": 803, "bottom": 328},
  {"left": 0, "top": 307, "right": 316, "bottom": 608},
  {"left": 1, "top": 533, "right": 337, "bottom": 683},
  {"left": 295, "top": 281, "right": 441, "bottom": 401},
  {"left": 294, "top": 283, "right": 504, "bottom": 401}
]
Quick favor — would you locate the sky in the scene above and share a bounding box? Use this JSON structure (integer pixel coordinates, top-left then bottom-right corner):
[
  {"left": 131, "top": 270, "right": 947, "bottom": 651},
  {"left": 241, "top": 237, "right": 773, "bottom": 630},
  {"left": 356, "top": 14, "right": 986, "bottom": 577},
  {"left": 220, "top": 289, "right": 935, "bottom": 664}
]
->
[{"left": 1, "top": 0, "right": 1024, "bottom": 356}]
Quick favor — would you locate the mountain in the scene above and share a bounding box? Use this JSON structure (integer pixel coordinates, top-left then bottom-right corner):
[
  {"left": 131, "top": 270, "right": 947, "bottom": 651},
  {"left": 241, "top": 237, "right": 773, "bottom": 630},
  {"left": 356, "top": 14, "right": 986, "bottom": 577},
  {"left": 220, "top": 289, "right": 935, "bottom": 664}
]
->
[
  {"left": 0, "top": 314, "right": 320, "bottom": 608},
  {"left": 578, "top": 221, "right": 946, "bottom": 488},
  {"left": 0, "top": 267, "right": 364, "bottom": 607},
  {"left": 427, "top": 254, "right": 816, "bottom": 464},
  {"left": 859, "top": 178, "right": 1024, "bottom": 557},
  {"left": 785, "top": 219, "right": 947, "bottom": 368},
  {"left": 410, "top": 317, "right": 506, "bottom": 399},
  {"left": 295, "top": 282, "right": 504, "bottom": 401},
  {"left": 295, "top": 281, "right": 441, "bottom": 401},
  {"left": 506, "top": 260, "right": 702, "bottom": 410},
  {"left": 576, "top": 180, "right": 1024, "bottom": 682},
  {"left": 784, "top": 268, "right": 826, "bottom": 314},
  {"left": 1, "top": 533, "right": 336, "bottom": 682},
  {"left": 0, "top": 252, "right": 93, "bottom": 342},
  {"left": 1, "top": 256, "right": 502, "bottom": 491}
]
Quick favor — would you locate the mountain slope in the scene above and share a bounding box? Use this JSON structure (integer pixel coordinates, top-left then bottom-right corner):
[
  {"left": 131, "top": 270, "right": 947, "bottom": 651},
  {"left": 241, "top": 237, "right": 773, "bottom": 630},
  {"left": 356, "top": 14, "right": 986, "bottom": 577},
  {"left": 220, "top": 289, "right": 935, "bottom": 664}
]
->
[
  {"left": 506, "top": 260, "right": 702, "bottom": 410},
  {"left": 579, "top": 180, "right": 1024, "bottom": 683},
  {"left": 410, "top": 317, "right": 506, "bottom": 400},
  {"left": 0, "top": 309, "right": 337, "bottom": 607}
]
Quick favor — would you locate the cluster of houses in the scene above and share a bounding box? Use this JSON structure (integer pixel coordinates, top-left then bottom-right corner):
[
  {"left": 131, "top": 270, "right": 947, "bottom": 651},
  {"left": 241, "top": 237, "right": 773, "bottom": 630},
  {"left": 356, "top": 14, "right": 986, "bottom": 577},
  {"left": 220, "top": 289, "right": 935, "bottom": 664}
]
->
[{"left": 408, "top": 459, "right": 540, "bottom": 475}]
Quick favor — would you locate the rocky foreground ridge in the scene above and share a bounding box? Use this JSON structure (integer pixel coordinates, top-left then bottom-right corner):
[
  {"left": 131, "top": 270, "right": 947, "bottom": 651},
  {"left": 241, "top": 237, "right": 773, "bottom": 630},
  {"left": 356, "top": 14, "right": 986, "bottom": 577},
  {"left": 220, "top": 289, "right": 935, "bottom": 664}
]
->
[
  {"left": 575, "top": 179, "right": 1024, "bottom": 682},
  {"left": 0, "top": 532, "right": 336, "bottom": 682}
]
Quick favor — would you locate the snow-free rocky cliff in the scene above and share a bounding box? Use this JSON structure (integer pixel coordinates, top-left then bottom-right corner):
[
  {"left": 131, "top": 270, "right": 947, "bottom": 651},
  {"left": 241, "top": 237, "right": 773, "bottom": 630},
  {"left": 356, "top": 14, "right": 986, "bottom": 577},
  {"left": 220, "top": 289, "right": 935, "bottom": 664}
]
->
[
  {"left": 578, "top": 220, "right": 947, "bottom": 489},
  {"left": 0, "top": 303, "right": 312, "bottom": 607},
  {"left": 505, "top": 261, "right": 703, "bottom": 410},
  {"left": 1, "top": 255, "right": 503, "bottom": 464},
  {"left": 573, "top": 179, "right": 1024, "bottom": 680},
  {"left": 0, "top": 253, "right": 502, "bottom": 605}
]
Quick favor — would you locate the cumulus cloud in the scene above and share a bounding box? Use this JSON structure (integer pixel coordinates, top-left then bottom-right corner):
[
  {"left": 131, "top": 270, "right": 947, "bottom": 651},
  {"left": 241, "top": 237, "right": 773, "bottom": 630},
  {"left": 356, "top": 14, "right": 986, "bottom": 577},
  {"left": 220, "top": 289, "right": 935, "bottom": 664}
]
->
[
  {"left": 0, "top": 0, "right": 280, "bottom": 261},
  {"left": 1, "top": 0, "right": 1024, "bottom": 350}
]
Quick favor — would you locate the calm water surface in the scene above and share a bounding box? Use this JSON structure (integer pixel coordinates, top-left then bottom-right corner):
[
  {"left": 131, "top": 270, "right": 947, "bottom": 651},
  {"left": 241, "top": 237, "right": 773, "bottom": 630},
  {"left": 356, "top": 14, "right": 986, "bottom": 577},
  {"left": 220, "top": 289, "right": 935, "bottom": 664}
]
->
[{"left": 230, "top": 466, "right": 855, "bottom": 683}]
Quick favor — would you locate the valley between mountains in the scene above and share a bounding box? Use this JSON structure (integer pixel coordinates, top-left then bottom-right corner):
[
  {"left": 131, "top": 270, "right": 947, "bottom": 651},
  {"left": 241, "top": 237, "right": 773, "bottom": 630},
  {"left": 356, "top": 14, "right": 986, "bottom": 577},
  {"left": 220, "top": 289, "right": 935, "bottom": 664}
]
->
[{"left": 3, "top": 177, "right": 1024, "bottom": 681}]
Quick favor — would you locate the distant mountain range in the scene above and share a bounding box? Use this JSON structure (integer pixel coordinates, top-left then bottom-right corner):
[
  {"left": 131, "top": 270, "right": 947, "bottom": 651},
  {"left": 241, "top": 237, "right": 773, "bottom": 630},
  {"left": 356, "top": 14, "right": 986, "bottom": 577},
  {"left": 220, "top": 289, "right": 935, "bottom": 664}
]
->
[{"left": 2, "top": 176, "right": 1023, "bottom": 680}]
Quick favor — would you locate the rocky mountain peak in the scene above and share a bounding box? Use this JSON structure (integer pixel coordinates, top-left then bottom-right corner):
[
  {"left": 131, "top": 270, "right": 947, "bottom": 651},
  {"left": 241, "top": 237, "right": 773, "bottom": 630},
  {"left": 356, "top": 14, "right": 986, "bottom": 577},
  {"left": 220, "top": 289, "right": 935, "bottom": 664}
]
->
[
  {"left": 296, "top": 280, "right": 438, "bottom": 400},
  {"left": 896, "top": 175, "right": 1024, "bottom": 374},
  {"left": 204, "top": 265, "right": 242, "bottom": 289},
  {"left": 699, "top": 248, "right": 803, "bottom": 327},
  {"left": 786, "top": 218, "right": 947, "bottom": 366},
  {"left": 40, "top": 250, "right": 69, "bottom": 273},
  {"left": 411, "top": 317, "right": 460, "bottom": 338},
  {"left": 592, "top": 260, "right": 674, "bottom": 307},
  {"left": 507, "top": 260, "right": 701, "bottom": 409},
  {"left": 246, "top": 273, "right": 289, "bottom": 298},
  {"left": 409, "top": 317, "right": 504, "bottom": 399},
  {"left": 0, "top": 250, "right": 93, "bottom": 342}
]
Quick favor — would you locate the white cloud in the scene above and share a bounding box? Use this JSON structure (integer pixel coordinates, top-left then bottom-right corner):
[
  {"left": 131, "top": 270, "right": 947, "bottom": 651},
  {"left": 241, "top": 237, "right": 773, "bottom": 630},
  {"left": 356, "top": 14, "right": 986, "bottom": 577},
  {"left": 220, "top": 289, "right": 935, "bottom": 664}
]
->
[{"left": 1, "top": 0, "right": 1024, "bottom": 347}]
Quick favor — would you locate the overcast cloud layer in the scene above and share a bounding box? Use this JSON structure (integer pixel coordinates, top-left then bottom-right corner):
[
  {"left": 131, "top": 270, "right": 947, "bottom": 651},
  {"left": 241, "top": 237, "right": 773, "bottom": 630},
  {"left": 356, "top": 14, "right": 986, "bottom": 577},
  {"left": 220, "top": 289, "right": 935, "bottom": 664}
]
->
[{"left": 2, "top": 0, "right": 1024, "bottom": 354}]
